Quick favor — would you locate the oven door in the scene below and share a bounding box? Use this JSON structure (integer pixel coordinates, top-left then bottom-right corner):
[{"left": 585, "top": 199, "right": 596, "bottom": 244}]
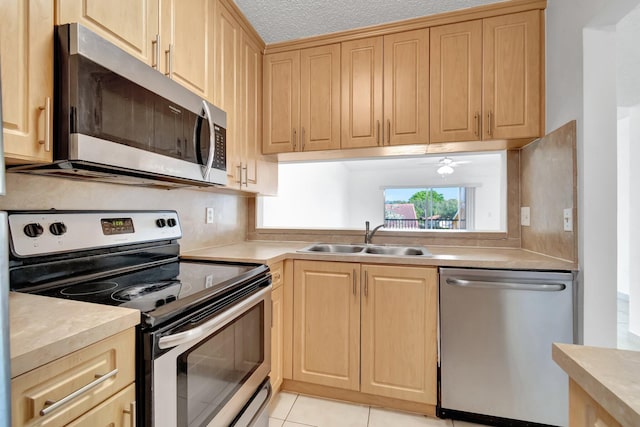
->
[{"left": 152, "top": 285, "right": 271, "bottom": 427}]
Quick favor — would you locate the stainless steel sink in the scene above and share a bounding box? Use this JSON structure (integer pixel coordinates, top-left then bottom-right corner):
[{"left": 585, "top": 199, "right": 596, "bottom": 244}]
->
[
  {"left": 362, "top": 246, "right": 430, "bottom": 256},
  {"left": 301, "top": 244, "right": 365, "bottom": 253},
  {"left": 298, "top": 243, "right": 431, "bottom": 257}
]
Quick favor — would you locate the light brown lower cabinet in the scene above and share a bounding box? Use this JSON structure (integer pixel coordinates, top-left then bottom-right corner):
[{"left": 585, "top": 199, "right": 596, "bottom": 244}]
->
[
  {"left": 11, "top": 328, "right": 135, "bottom": 427},
  {"left": 569, "top": 379, "right": 621, "bottom": 427},
  {"left": 292, "top": 260, "right": 438, "bottom": 405}
]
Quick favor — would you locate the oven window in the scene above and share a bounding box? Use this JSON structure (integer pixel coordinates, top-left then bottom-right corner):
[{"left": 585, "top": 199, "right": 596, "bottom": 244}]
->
[{"left": 177, "top": 302, "right": 264, "bottom": 427}]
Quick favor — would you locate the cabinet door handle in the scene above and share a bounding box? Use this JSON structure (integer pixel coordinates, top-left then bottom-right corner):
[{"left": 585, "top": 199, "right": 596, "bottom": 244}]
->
[
  {"left": 151, "top": 34, "right": 160, "bottom": 69},
  {"left": 353, "top": 269, "right": 357, "bottom": 296},
  {"left": 242, "top": 164, "right": 248, "bottom": 187},
  {"left": 376, "top": 120, "right": 381, "bottom": 145},
  {"left": 165, "top": 44, "right": 173, "bottom": 77},
  {"left": 364, "top": 271, "right": 369, "bottom": 297},
  {"left": 301, "top": 127, "right": 306, "bottom": 151},
  {"left": 40, "top": 368, "right": 119, "bottom": 416},
  {"left": 292, "top": 128, "right": 297, "bottom": 150},
  {"left": 487, "top": 111, "right": 493, "bottom": 137},
  {"left": 123, "top": 401, "right": 136, "bottom": 427},
  {"left": 236, "top": 164, "right": 242, "bottom": 185},
  {"left": 386, "top": 119, "right": 391, "bottom": 145},
  {"left": 38, "top": 97, "right": 51, "bottom": 152},
  {"left": 474, "top": 112, "right": 480, "bottom": 137}
]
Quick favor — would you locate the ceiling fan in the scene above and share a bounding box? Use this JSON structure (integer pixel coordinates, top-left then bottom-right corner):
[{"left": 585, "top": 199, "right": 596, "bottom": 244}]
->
[{"left": 437, "top": 156, "right": 471, "bottom": 176}]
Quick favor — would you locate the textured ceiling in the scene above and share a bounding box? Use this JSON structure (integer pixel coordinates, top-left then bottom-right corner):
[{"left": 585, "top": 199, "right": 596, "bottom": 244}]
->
[{"left": 234, "top": 0, "right": 506, "bottom": 44}]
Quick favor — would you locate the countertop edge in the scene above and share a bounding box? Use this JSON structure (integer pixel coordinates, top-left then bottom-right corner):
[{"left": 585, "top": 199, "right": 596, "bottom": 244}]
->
[
  {"left": 552, "top": 343, "right": 640, "bottom": 427},
  {"left": 10, "top": 293, "right": 140, "bottom": 378}
]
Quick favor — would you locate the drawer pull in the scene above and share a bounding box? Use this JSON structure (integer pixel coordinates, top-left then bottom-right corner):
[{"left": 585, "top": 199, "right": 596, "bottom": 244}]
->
[{"left": 40, "top": 368, "right": 119, "bottom": 416}]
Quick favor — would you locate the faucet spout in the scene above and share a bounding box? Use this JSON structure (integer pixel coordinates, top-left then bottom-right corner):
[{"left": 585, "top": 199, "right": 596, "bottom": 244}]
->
[{"left": 364, "top": 221, "right": 385, "bottom": 244}]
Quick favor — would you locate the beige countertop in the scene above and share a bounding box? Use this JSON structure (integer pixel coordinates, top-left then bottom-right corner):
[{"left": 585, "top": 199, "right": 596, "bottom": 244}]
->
[
  {"left": 182, "top": 241, "right": 578, "bottom": 270},
  {"left": 9, "top": 292, "right": 140, "bottom": 378},
  {"left": 553, "top": 343, "right": 640, "bottom": 426}
]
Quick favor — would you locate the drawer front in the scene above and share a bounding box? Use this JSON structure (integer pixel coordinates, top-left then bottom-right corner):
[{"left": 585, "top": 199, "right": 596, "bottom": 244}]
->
[
  {"left": 11, "top": 328, "right": 135, "bottom": 427},
  {"left": 66, "top": 383, "right": 136, "bottom": 427},
  {"left": 270, "top": 261, "right": 284, "bottom": 290}
]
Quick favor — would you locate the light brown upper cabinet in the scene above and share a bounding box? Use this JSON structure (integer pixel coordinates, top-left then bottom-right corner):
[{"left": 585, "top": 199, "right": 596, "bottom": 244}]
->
[
  {"left": 159, "top": 0, "right": 214, "bottom": 99},
  {"left": 56, "top": 0, "right": 159, "bottom": 66},
  {"left": 2, "top": 0, "right": 54, "bottom": 164},
  {"left": 342, "top": 29, "right": 429, "bottom": 149},
  {"left": 430, "top": 11, "right": 542, "bottom": 142},
  {"left": 263, "top": 44, "right": 341, "bottom": 154},
  {"left": 57, "top": 0, "right": 214, "bottom": 100}
]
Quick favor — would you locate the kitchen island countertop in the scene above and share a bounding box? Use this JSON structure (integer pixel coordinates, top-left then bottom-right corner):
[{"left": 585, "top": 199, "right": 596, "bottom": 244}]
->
[
  {"left": 182, "top": 241, "right": 578, "bottom": 271},
  {"left": 553, "top": 343, "right": 640, "bottom": 427},
  {"left": 9, "top": 292, "right": 139, "bottom": 378}
]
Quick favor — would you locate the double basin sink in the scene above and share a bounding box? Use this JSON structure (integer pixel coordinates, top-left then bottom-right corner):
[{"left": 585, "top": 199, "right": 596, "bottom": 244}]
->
[{"left": 298, "top": 243, "right": 431, "bottom": 257}]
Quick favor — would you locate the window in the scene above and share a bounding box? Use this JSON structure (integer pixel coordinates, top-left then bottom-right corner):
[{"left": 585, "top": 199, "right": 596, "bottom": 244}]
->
[
  {"left": 257, "top": 151, "right": 506, "bottom": 232},
  {"left": 384, "top": 187, "right": 474, "bottom": 230}
]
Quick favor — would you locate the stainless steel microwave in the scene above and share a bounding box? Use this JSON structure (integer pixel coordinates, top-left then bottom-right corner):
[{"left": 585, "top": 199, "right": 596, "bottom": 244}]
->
[{"left": 11, "top": 23, "right": 227, "bottom": 188}]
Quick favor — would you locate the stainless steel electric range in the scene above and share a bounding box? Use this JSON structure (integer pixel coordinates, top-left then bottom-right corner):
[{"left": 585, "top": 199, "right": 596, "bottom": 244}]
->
[{"left": 8, "top": 210, "right": 272, "bottom": 427}]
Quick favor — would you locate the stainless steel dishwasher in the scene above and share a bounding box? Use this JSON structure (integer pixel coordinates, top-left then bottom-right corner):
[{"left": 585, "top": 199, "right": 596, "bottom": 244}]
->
[{"left": 439, "top": 268, "right": 576, "bottom": 427}]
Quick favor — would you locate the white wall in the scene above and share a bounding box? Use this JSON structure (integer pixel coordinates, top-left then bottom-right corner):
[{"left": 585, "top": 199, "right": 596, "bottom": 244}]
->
[
  {"left": 258, "top": 161, "right": 350, "bottom": 228},
  {"left": 546, "top": 0, "right": 640, "bottom": 347},
  {"left": 628, "top": 105, "right": 640, "bottom": 335},
  {"left": 617, "top": 114, "right": 631, "bottom": 296}
]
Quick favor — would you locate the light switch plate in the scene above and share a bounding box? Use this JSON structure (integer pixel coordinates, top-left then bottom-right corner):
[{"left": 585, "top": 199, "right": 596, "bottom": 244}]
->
[
  {"left": 521, "top": 207, "right": 531, "bottom": 226},
  {"left": 563, "top": 208, "right": 573, "bottom": 231},
  {"left": 206, "top": 207, "right": 214, "bottom": 224}
]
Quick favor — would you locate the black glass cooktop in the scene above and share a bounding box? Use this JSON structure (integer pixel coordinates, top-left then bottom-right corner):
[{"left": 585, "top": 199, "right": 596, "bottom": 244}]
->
[{"left": 34, "top": 260, "right": 264, "bottom": 324}]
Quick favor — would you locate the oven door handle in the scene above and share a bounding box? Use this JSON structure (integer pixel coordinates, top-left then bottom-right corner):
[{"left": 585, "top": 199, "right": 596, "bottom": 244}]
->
[{"left": 158, "top": 285, "right": 271, "bottom": 350}]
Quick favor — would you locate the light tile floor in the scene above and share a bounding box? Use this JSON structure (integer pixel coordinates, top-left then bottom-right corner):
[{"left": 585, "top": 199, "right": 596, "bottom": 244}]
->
[{"left": 269, "top": 392, "right": 485, "bottom": 427}]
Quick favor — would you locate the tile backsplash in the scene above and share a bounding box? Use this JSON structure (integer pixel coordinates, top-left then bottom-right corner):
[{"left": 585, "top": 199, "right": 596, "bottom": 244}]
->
[{"left": 0, "top": 174, "right": 248, "bottom": 252}]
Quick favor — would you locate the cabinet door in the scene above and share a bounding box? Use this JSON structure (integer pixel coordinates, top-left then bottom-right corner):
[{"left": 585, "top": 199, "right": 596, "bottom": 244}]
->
[
  {"left": 383, "top": 29, "right": 429, "bottom": 146},
  {"left": 360, "top": 265, "right": 438, "bottom": 404},
  {"left": 483, "top": 10, "right": 542, "bottom": 139},
  {"left": 341, "top": 37, "right": 383, "bottom": 149},
  {"left": 56, "top": 0, "right": 159, "bottom": 66},
  {"left": 293, "top": 261, "right": 360, "bottom": 391},
  {"left": 160, "top": 0, "right": 214, "bottom": 99},
  {"left": 569, "top": 379, "right": 622, "bottom": 427},
  {"left": 271, "top": 285, "right": 284, "bottom": 392},
  {"left": 215, "top": 1, "right": 242, "bottom": 185},
  {"left": 1, "top": 0, "right": 53, "bottom": 164},
  {"left": 263, "top": 51, "right": 300, "bottom": 154},
  {"left": 240, "top": 33, "right": 262, "bottom": 190},
  {"left": 300, "top": 44, "right": 341, "bottom": 152},
  {"left": 430, "top": 21, "right": 483, "bottom": 143},
  {"left": 65, "top": 384, "right": 136, "bottom": 427}
]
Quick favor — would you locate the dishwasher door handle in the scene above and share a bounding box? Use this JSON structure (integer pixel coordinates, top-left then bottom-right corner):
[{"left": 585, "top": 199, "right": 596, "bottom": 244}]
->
[{"left": 445, "top": 278, "right": 566, "bottom": 292}]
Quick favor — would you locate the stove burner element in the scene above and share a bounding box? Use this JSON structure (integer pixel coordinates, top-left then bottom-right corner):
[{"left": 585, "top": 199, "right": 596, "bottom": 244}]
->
[
  {"left": 111, "top": 281, "right": 181, "bottom": 302},
  {"left": 60, "top": 281, "right": 118, "bottom": 296}
]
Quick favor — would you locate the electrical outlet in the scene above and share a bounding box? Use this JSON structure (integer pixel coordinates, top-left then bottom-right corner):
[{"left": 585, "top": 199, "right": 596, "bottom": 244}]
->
[
  {"left": 205, "top": 274, "right": 214, "bottom": 288},
  {"left": 206, "top": 207, "right": 214, "bottom": 224},
  {"left": 563, "top": 208, "right": 573, "bottom": 232},
  {"left": 521, "top": 207, "right": 531, "bottom": 226}
]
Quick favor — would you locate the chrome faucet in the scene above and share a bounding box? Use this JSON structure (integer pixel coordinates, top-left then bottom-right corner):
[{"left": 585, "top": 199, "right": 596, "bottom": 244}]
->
[{"left": 364, "top": 221, "right": 385, "bottom": 244}]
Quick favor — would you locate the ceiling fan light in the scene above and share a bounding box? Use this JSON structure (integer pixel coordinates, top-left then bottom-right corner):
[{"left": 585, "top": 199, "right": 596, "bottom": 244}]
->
[{"left": 437, "top": 165, "right": 454, "bottom": 175}]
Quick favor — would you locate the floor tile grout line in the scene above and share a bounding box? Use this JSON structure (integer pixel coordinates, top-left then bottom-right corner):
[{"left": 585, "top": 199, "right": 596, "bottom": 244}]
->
[
  {"left": 284, "top": 393, "right": 299, "bottom": 422},
  {"left": 366, "top": 405, "right": 371, "bottom": 426}
]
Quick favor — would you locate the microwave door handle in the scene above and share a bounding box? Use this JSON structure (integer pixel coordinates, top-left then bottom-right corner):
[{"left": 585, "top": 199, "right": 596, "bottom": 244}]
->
[
  {"left": 201, "top": 100, "right": 216, "bottom": 180},
  {"left": 158, "top": 285, "right": 271, "bottom": 350}
]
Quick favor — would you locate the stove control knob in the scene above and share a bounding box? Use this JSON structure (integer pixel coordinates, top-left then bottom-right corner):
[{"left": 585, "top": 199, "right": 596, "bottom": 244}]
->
[
  {"left": 49, "top": 222, "right": 67, "bottom": 236},
  {"left": 167, "top": 218, "right": 177, "bottom": 227},
  {"left": 156, "top": 219, "right": 167, "bottom": 228},
  {"left": 23, "top": 223, "right": 44, "bottom": 238}
]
